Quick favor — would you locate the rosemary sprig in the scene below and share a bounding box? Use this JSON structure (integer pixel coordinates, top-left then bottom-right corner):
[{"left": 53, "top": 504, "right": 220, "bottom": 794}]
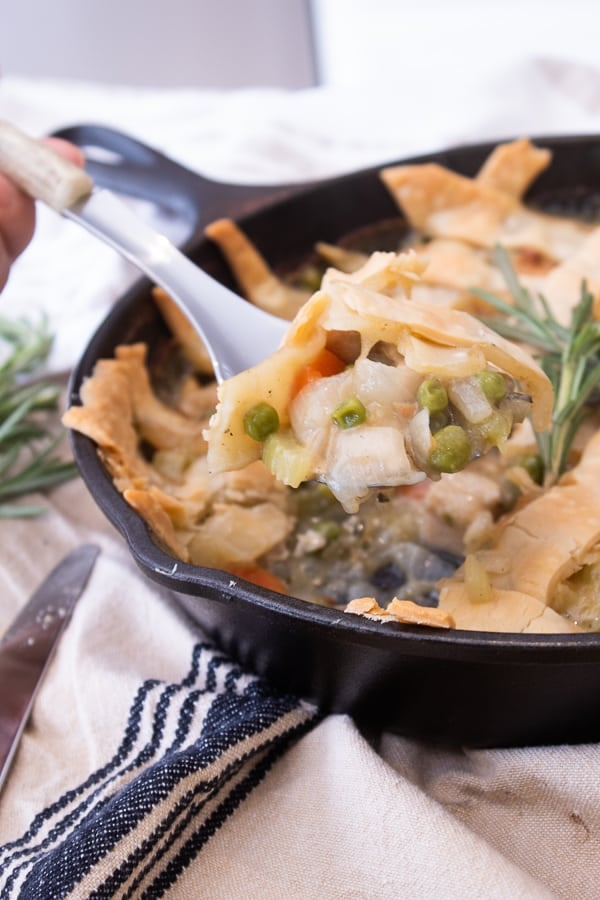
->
[
  {"left": 0, "top": 315, "right": 78, "bottom": 516},
  {"left": 472, "top": 246, "right": 600, "bottom": 485}
]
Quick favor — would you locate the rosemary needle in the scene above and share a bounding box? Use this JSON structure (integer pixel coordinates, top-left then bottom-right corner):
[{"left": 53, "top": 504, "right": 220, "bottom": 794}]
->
[
  {"left": 0, "top": 315, "right": 77, "bottom": 516},
  {"left": 473, "top": 246, "right": 600, "bottom": 485}
]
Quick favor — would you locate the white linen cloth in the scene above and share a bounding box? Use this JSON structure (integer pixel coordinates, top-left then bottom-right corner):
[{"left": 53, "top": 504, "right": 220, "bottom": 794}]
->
[{"left": 0, "top": 60, "right": 599, "bottom": 898}]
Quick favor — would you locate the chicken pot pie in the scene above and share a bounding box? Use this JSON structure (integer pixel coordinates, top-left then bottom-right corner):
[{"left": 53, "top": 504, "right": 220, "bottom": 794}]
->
[{"left": 64, "top": 137, "right": 600, "bottom": 634}]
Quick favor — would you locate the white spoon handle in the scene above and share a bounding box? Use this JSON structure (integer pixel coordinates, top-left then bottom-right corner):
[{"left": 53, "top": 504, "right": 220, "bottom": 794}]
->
[
  {"left": 0, "top": 119, "right": 93, "bottom": 211},
  {"left": 0, "top": 120, "right": 288, "bottom": 382}
]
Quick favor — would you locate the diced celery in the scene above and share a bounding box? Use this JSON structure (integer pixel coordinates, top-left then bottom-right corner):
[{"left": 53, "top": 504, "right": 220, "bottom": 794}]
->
[
  {"left": 262, "top": 431, "right": 314, "bottom": 488},
  {"left": 475, "top": 409, "right": 512, "bottom": 449}
]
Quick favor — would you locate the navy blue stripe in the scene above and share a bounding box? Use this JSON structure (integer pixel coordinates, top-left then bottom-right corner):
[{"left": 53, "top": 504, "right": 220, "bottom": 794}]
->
[
  {"left": 0, "top": 677, "right": 164, "bottom": 895},
  {"left": 0, "top": 643, "right": 231, "bottom": 893},
  {"left": 2, "top": 641, "right": 318, "bottom": 900},
  {"left": 1, "top": 671, "right": 180, "bottom": 878},
  {"left": 95, "top": 711, "right": 319, "bottom": 899},
  {"left": 17, "top": 683, "right": 311, "bottom": 898},
  {"left": 0, "top": 642, "right": 210, "bottom": 862},
  {"left": 137, "top": 717, "right": 317, "bottom": 899}
]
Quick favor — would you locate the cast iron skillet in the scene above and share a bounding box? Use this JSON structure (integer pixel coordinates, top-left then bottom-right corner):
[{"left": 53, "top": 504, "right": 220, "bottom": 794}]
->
[{"left": 56, "top": 124, "right": 600, "bottom": 748}]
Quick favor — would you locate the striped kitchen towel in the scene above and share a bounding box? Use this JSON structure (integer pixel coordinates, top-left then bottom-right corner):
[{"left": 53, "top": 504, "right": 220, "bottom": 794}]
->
[{"left": 0, "top": 640, "right": 319, "bottom": 899}]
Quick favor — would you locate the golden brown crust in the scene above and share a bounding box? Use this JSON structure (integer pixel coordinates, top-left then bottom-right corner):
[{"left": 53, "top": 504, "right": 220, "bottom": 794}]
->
[
  {"left": 205, "top": 217, "right": 309, "bottom": 319},
  {"left": 380, "top": 158, "right": 592, "bottom": 260},
  {"left": 537, "top": 226, "right": 600, "bottom": 325},
  {"left": 152, "top": 287, "right": 214, "bottom": 375},
  {"left": 124, "top": 487, "right": 191, "bottom": 561},
  {"left": 108, "top": 346, "right": 206, "bottom": 455},
  {"left": 205, "top": 218, "right": 274, "bottom": 295},
  {"left": 413, "top": 239, "right": 506, "bottom": 293},
  {"left": 386, "top": 597, "right": 455, "bottom": 628},
  {"left": 439, "top": 583, "right": 582, "bottom": 633},
  {"left": 475, "top": 138, "right": 552, "bottom": 198},
  {"left": 63, "top": 346, "right": 153, "bottom": 485},
  {"left": 380, "top": 162, "right": 516, "bottom": 245},
  {"left": 345, "top": 596, "right": 455, "bottom": 629},
  {"left": 63, "top": 341, "right": 292, "bottom": 572},
  {"left": 322, "top": 249, "right": 426, "bottom": 295},
  {"left": 438, "top": 431, "right": 600, "bottom": 628}
]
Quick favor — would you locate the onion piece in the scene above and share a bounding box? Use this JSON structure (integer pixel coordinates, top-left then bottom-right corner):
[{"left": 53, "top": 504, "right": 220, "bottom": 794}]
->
[
  {"left": 325, "top": 425, "right": 425, "bottom": 512},
  {"left": 447, "top": 377, "right": 493, "bottom": 423},
  {"left": 407, "top": 407, "right": 434, "bottom": 469}
]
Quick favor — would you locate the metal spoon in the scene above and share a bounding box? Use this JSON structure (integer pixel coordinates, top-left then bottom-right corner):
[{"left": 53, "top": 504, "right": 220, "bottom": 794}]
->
[{"left": 0, "top": 120, "right": 288, "bottom": 383}]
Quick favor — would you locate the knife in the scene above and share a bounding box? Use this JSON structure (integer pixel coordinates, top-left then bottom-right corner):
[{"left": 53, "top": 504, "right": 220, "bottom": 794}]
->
[{"left": 0, "top": 544, "right": 100, "bottom": 789}]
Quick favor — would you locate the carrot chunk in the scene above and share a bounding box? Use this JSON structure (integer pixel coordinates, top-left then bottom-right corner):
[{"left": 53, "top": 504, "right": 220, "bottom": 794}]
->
[
  {"left": 228, "top": 563, "right": 289, "bottom": 594},
  {"left": 292, "top": 348, "right": 346, "bottom": 397}
]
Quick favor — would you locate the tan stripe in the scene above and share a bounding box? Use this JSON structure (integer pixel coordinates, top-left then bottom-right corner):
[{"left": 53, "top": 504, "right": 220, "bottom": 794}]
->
[{"left": 64, "top": 704, "right": 314, "bottom": 899}]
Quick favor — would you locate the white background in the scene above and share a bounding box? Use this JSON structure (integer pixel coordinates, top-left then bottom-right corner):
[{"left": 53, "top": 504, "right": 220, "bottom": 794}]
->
[
  {"left": 311, "top": 0, "right": 600, "bottom": 86},
  {"left": 0, "top": 0, "right": 316, "bottom": 88},
  {"left": 2, "top": 0, "right": 599, "bottom": 90}
]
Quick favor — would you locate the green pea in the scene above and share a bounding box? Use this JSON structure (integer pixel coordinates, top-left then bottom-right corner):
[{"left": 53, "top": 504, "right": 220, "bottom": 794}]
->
[
  {"left": 516, "top": 452, "right": 545, "bottom": 485},
  {"left": 332, "top": 397, "right": 366, "bottom": 429},
  {"left": 417, "top": 378, "right": 448, "bottom": 412},
  {"left": 243, "top": 402, "right": 280, "bottom": 442},
  {"left": 477, "top": 370, "right": 507, "bottom": 404},
  {"left": 429, "top": 425, "right": 471, "bottom": 473}
]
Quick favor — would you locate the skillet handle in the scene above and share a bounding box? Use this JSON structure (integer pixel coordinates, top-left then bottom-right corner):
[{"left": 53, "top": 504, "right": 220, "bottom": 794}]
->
[{"left": 51, "top": 124, "right": 307, "bottom": 248}]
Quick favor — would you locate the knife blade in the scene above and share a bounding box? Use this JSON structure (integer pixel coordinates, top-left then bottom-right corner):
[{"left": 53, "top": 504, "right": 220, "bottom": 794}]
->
[{"left": 0, "top": 544, "right": 100, "bottom": 789}]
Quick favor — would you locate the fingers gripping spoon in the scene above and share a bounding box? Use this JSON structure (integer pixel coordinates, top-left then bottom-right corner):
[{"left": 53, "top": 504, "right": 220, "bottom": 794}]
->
[{"left": 0, "top": 120, "right": 288, "bottom": 383}]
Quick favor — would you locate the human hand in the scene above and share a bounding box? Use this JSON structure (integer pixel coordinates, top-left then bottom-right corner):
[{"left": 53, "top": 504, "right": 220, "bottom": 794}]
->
[{"left": 0, "top": 137, "right": 84, "bottom": 291}]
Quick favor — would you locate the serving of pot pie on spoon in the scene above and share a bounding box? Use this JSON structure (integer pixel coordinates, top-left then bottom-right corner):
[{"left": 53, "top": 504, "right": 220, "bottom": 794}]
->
[{"left": 205, "top": 250, "right": 552, "bottom": 512}]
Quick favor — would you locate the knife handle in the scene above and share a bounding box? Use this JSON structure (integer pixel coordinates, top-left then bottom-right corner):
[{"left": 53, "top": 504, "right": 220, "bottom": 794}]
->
[{"left": 0, "top": 119, "right": 93, "bottom": 211}]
